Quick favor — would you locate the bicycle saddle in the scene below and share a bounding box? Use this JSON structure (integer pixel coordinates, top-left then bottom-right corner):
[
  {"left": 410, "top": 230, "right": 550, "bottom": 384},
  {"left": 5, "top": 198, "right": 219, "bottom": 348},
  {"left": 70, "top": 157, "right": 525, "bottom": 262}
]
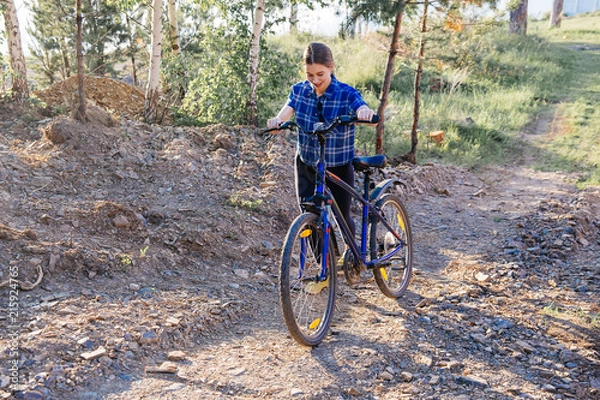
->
[{"left": 352, "top": 154, "right": 387, "bottom": 172}]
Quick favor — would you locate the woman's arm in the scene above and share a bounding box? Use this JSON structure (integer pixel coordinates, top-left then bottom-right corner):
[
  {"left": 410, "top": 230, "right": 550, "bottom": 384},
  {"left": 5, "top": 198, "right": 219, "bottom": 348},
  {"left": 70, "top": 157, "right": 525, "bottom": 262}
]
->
[{"left": 267, "top": 105, "right": 294, "bottom": 129}]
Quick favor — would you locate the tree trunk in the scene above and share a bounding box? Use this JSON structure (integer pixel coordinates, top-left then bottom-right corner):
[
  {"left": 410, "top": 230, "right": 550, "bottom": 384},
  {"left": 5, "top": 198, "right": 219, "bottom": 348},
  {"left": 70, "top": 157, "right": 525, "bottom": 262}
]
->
[
  {"left": 3, "top": 0, "right": 29, "bottom": 102},
  {"left": 509, "top": 0, "right": 528, "bottom": 35},
  {"left": 125, "top": 15, "right": 138, "bottom": 86},
  {"left": 75, "top": 0, "right": 86, "bottom": 122},
  {"left": 246, "top": 0, "right": 264, "bottom": 126},
  {"left": 549, "top": 0, "right": 564, "bottom": 28},
  {"left": 144, "top": 0, "right": 163, "bottom": 124},
  {"left": 405, "top": 0, "right": 428, "bottom": 165},
  {"left": 290, "top": 1, "right": 298, "bottom": 33},
  {"left": 62, "top": 38, "right": 71, "bottom": 78},
  {"left": 376, "top": 11, "right": 403, "bottom": 155},
  {"left": 167, "top": 0, "right": 180, "bottom": 55}
]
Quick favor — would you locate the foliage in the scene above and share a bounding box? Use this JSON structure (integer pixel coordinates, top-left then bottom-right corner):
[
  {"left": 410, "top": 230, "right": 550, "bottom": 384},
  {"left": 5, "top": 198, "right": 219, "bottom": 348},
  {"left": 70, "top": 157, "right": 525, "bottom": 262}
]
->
[
  {"left": 353, "top": 15, "right": 599, "bottom": 170},
  {"left": 26, "top": 0, "right": 76, "bottom": 85},
  {"left": 26, "top": 0, "right": 130, "bottom": 85},
  {"left": 175, "top": 2, "right": 297, "bottom": 126},
  {"left": 80, "top": 0, "right": 129, "bottom": 76},
  {"left": 13, "top": 1, "right": 600, "bottom": 186}
]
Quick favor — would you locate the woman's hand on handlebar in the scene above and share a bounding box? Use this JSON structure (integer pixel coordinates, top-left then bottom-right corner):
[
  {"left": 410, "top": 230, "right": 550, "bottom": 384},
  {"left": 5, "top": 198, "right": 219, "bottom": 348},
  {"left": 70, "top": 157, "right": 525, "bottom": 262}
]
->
[
  {"left": 356, "top": 105, "right": 376, "bottom": 123},
  {"left": 267, "top": 117, "right": 283, "bottom": 130}
]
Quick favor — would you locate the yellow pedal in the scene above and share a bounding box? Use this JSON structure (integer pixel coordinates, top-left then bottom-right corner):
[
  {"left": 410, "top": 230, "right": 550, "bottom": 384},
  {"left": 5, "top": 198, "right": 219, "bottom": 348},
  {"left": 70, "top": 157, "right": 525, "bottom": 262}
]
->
[
  {"left": 309, "top": 318, "right": 321, "bottom": 330},
  {"left": 397, "top": 215, "right": 405, "bottom": 231},
  {"left": 300, "top": 229, "right": 312, "bottom": 238},
  {"left": 304, "top": 279, "right": 329, "bottom": 294},
  {"left": 380, "top": 268, "right": 388, "bottom": 281}
]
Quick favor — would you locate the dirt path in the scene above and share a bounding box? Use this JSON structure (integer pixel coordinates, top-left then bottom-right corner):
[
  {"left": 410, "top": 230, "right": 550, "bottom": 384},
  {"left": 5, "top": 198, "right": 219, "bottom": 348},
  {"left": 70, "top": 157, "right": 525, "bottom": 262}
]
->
[{"left": 1, "top": 104, "right": 598, "bottom": 400}]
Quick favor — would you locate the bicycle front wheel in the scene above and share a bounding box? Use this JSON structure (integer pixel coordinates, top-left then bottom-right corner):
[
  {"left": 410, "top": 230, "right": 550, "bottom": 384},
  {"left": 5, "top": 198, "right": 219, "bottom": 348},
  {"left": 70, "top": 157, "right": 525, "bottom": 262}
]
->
[
  {"left": 279, "top": 213, "right": 336, "bottom": 346},
  {"left": 370, "top": 194, "right": 413, "bottom": 298}
]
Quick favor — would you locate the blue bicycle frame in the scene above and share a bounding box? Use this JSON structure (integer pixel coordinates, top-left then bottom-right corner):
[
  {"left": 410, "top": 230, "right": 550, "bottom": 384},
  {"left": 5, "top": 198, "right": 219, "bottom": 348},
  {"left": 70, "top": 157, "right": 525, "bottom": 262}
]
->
[{"left": 301, "top": 128, "right": 406, "bottom": 282}]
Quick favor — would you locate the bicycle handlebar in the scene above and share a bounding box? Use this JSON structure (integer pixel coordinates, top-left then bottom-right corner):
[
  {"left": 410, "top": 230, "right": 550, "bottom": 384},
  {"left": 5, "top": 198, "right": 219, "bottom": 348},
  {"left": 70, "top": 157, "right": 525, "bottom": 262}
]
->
[{"left": 262, "top": 114, "right": 380, "bottom": 135}]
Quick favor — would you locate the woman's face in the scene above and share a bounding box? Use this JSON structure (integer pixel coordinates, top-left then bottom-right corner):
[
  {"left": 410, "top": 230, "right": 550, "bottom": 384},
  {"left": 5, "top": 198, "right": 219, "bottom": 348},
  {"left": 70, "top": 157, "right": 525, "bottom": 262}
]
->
[{"left": 304, "top": 62, "right": 334, "bottom": 96}]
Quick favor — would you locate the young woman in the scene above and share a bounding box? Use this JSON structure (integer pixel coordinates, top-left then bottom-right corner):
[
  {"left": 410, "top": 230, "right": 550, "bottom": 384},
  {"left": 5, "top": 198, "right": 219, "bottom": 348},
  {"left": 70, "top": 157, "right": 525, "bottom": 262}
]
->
[{"left": 268, "top": 42, "right": 375, "bottom": 235}]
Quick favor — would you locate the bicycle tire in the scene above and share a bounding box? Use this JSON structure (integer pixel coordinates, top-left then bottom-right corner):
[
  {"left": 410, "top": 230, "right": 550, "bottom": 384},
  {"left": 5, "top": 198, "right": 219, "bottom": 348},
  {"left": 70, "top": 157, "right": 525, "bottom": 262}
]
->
[
  {"left": 370, "top": 194, "right": 413, "bottom": 298},
  {"left": 279, "top": 212, "right": 337, "bottom": 346}
]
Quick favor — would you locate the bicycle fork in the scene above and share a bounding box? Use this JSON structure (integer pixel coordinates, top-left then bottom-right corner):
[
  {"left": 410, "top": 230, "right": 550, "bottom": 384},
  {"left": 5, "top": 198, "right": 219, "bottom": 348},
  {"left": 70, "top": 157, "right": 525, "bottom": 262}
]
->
[{"left": 298, "top": 206, "right": 332, "bottom": 283}]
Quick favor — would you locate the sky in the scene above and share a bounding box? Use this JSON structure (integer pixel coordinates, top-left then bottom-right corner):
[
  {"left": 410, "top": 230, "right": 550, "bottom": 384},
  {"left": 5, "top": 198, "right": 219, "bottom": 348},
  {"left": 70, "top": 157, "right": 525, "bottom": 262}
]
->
[
  {"left": 8, "top": 0, "right": 554, "bottom": 55},
  {"left": 287, "top": 0, "right": 554, "bottom": 36}
]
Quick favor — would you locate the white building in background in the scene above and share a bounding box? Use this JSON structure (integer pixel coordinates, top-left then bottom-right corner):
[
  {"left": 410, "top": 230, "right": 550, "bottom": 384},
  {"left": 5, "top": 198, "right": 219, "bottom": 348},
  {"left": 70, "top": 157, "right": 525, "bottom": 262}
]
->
[{"left": 563, "top": 0, "right": 600, "bottom": 15}]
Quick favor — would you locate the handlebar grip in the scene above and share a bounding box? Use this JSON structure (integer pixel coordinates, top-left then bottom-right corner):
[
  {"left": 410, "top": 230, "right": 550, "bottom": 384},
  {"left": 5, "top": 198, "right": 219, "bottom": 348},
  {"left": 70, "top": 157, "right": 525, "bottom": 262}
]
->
[{"left": 371, "top": 115, "right": 380, "bottom": 123}]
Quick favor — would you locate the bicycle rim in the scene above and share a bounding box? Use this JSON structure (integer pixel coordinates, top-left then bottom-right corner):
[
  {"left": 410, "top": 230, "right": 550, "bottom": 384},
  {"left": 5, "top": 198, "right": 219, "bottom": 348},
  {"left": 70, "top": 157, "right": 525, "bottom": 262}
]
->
[
  {"left": 370, "top": 194, "right": 413, "bottom": 298},
  {"left": 279, "top": 213, "right": 336, "bottom": 346}
]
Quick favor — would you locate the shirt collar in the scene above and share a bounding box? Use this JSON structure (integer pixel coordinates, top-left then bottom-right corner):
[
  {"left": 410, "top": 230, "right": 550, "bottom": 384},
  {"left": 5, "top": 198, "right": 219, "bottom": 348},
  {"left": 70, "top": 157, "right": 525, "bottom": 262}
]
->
[{"left": 309, "top": 74, "right": 339, "bottom": 100}]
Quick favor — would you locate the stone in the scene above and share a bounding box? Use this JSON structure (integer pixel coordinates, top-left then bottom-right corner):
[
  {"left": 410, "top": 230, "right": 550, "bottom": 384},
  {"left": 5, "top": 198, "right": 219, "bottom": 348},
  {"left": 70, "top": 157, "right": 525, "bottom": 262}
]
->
[
  {"left": 379, "top": 371, "right": 394, "bottom": 381},
  {"left": 456, "top": 374, "right": 489, "bottom": 388},
  {"left": 80, "top": 347, "right": 107, "bottom": 360},
  {"left": 99, "top": 356, "right": 113, "bottom": 366},
  {"left": 145, "top": 361, "right": 178, "bottom": 374},
  {"left": 401, "top": 372, "right": 414, "bottom": 382},
  {"left": 113, "top": 215, "right": 131, "bottom": 228},
  {"left": 22, "top": 390, "right": 46, "bottom": 400},
  {"left": 139, "top": 331, "right": 159, "bottom": 345},
  {"left": 167, "top": 351, "right": 186, "bottom": 361}
]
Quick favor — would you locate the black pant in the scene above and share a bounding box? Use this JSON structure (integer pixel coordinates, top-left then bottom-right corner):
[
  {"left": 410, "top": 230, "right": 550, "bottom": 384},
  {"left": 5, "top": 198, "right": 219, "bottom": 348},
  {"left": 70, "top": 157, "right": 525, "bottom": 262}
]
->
[{"left": 295, "top": 155, "right": 355, "bottom": 236}]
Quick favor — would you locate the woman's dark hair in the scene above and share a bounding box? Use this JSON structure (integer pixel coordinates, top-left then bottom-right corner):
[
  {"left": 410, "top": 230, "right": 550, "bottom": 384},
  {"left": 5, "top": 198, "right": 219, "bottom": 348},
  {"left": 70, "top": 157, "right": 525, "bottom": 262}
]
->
[{"left": 303, "top": 42, "right": 334, "bottom": 67}]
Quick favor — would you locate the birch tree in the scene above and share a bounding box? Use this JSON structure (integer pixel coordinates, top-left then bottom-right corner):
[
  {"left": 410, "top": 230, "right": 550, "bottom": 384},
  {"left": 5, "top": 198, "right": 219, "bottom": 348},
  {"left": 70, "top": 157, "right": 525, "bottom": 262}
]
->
[
  {"left": 509, "top": 0, "right": 528, "bottom": 34},
  {"left": 247, "top": 0, "right": 265, "bottom": 126},
  {"left": 167, "top": 0, "right": 180, "bottom": 55},
  {"left": 290, "top": 1, "right": 298, "bottom": 32},
  {"left": 144, "top": 0, "right": 162, "bottom": 123},
  {"left": 2, "top": 0, "right": 29, "bottom": 101},
  {"left": 549, "top": 0, "right": 564, "bottom": 28}
]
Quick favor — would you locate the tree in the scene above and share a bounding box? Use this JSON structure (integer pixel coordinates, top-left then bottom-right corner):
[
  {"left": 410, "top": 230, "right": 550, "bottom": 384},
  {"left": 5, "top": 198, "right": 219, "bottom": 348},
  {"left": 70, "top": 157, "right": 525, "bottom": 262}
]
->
[
  {"left": 2, "top": 0, "right": 29, "bottom": 101},
  {"left": 81, "top": 0, "right": 128, "bottom": 76},
  {"left": 375, "top": 11, "right": 403, "bottom": 154},
  {"left": 345, "top": 0, "right": 499, "bottom": 163},
  {"left": 27, "top": 0, "right": 74, "bottom": 85},
  {"left": 167, "top": 0, "right": 180, "bottom": 55},
  {"left": 247, "top": 0, "right": 265, "bottom": 126},
  {"left": 406, "top": 0, "right": 428, "bottom": 164},
  {"left": 75, "top": 0, "right": 86, "bottom": 121},
  {"left": 509, "top": 0, "right": 527, "bottom": 34},
  {"left": 144, "top": 0, "right": 162, "bottom": 123},
  {"left": 549, "top": 0, "right": 564, "bottom": 28},
  {"left": 342, "top": 0, "right": 409, "bottom": 154},
  {"left": 290, "top": 0, "right": 298, "bottom": 32}
]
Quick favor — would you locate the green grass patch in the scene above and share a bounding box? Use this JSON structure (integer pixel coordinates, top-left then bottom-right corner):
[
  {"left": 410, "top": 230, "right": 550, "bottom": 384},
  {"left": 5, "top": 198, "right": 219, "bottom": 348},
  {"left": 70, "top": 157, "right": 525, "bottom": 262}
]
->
[
  {"left": 542, "top": 301, "right": 600, "bottom": 329},
  {"left": 528, "top": 13, "right": 600, "bottom": 187}
]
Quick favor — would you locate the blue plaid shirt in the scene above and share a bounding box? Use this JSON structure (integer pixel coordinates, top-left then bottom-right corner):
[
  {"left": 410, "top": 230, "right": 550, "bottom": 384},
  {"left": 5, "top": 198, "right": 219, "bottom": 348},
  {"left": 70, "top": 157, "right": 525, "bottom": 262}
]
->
[{"left": 286, "top": 75, "right": 367, "bottom": 167}]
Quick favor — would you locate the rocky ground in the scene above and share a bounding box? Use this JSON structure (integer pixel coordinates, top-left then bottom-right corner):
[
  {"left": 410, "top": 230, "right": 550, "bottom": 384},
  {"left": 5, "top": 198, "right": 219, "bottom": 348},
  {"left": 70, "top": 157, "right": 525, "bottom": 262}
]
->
[{"left": 0, "top": 82, "right": 599, "bottom": 400}]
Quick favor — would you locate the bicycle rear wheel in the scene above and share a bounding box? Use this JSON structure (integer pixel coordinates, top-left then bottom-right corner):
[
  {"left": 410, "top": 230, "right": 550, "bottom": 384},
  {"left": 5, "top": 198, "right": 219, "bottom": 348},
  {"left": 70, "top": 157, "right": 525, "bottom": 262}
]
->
[
  {"left": 370, "top": 194, "right": 413, "bottom": 298},
  {"left": 279, "top": 212, "right": 336, "bottom": 346}
]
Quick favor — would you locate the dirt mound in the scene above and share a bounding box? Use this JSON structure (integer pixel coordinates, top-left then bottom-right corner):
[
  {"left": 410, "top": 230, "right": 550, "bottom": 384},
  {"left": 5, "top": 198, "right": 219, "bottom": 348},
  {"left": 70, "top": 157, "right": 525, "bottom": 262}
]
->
[
  {"left": 33, "top": 76, "right": 145, "bottom": 119},
  {"left": 0, "top": 104, "right": 598, "bottom": 399}
]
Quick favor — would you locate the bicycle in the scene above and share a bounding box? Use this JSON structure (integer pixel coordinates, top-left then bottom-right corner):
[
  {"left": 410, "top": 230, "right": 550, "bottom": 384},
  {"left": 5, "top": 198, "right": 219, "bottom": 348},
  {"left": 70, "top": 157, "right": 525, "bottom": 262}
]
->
[{"left": 262, "top": 114, "right": 413, "bottom": 346}]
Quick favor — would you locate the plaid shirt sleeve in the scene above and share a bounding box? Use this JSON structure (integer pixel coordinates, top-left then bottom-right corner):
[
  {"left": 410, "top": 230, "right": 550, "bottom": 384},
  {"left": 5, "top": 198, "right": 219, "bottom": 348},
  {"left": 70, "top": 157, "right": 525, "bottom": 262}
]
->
[{"left": 286, "top": 76, "right": 367, "bottom": 167}]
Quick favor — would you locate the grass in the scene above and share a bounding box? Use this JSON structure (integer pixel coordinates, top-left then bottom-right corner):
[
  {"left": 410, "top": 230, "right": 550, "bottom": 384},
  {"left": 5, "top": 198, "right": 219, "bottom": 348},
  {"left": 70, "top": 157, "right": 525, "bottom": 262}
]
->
[
  {"left": 543, "top": 301, "right": 600, "bottom": 329},
  {"left": 375, "top": 13, "right": 599, "bottom": 186},
  {"left": 527, "top": 13, "right": 600, "bottom": 187},
  {"left": 268, "top": 13, "right": 600, "bottom": 186}
]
